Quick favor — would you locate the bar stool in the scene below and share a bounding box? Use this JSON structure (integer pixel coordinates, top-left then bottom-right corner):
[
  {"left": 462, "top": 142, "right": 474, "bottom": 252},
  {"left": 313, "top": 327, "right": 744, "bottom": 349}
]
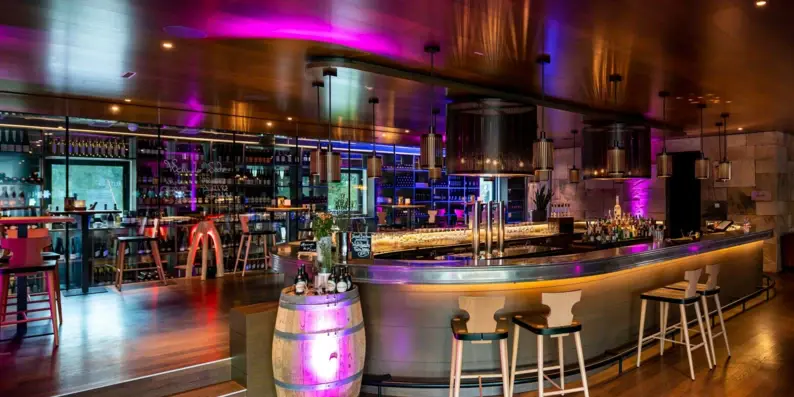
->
[
  {"left": 233, "top": 215, "right": 276, "bottom": 276},
  {"left": 114, "top": 218, "right": 166, "bottom": 290},
  {"left": 0, "top": 260, "right": 60, "bottom": 346},
  {"left": 509, "top": 291, "right": 589, "bottom": 397},
  {"left": 665, "top": 264, "right": 730, "bottom": 361},
  {"left": 449, "top": 296, "right": 510, "bottom": 397},
  {"left": 636, "top": 268, "right": 712, "bottom": 380},
  {"left": 0, "top": 252, "right": 62, "bottom": 325}
]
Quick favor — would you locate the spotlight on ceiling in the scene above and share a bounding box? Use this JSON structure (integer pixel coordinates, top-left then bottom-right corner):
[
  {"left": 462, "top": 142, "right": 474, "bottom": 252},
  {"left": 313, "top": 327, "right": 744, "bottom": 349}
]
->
[
  {"left": 756, "top": 0, "right": 767, "bottom": 7},
  {"left": 161, "top": 41, "right": 174, "bottom": 50}
]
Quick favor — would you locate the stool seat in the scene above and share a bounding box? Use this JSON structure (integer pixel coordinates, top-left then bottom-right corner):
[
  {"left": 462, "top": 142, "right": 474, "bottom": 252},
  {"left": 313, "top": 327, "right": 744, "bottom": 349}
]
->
[
  {"left": 116, "top": 235, "right": 157, "bottom": 242},
  {"left": 665, "top": 281, "right": 720, "bottom": 296},
  {"left": 640, "top": 287, "right": 701, "bottom": 304},
  {"left": 242, "top": 230, "right": 277, "bottom": 236},
  {"left": 41, "top": 252, "right": 60, "bottom": 261},
  {"left": 513, "top": 313, "right": 582, "bottom": 336},
  {"left": 450, "top": 316, "right": 509, "bottom": 341},
  {"left": 0, "top": 260, "right": 58, "bottom": 274}
]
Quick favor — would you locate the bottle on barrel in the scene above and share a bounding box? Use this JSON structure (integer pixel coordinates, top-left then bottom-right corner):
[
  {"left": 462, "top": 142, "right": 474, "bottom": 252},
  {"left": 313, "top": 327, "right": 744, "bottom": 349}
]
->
[
  {"left": 335, "top": 266, "right": 348, "bottom": 293},
  {"left": 294, "top": 264, "right": 308, "bottom": 295},
  {"left": 344, "top": 266, "right": 353, "bottom": 290},
  {"left": 325, "top": 268, "right": 337, "bottom": 294}
]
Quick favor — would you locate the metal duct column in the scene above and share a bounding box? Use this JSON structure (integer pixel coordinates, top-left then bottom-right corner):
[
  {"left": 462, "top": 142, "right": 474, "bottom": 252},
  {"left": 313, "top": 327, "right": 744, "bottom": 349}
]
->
[
  {"left": 472, "top": 201, "right": 481, "bottom": 258},
  {"left": 497, "top": 201, "right": 505, "bottom": 254},
  {"left": 486, "top": 201, "right": 494, "bottom": 256}
]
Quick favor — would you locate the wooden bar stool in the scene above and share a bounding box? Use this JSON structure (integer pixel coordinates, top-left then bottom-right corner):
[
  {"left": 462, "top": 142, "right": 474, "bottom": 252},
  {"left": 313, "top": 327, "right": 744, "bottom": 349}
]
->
[
  {"left": 665, "top": 264, "right": 730, "bottom": 361},
  {"left": 449, "top": 296, "right": 510, "bottom": 397},
  {"left": 1, "top": 252, "right": 63, "bottom": 326},
  {"left": 0, "top": 260, "right": 60, "bottom": 346},
  {"left": 233, "top": 215, "right": 276, "bottom": 277},
  {"left": 509, "top": 291, "right": 589, "bottom": 397},
  {"left": 637, "top": 268, "right": 712, "bottom": 380},
  {"left": 114, "top": 218, "right": 166, "bottom": 290}
]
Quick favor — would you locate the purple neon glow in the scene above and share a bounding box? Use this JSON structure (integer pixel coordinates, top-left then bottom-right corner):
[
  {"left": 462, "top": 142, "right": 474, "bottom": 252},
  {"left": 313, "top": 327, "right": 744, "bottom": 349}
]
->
[
  {"left": 204, "top": 15, "right": 400, "bottom": 57},
  {"left": 626, "top": 178, "right": 649, "bottom": 217},
  {"left": 301, "top": 306, "right": 358, "bottom": 383}
]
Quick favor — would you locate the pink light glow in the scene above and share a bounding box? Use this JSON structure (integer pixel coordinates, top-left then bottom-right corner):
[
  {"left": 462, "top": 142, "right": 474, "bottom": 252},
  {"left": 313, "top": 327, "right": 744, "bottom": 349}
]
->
[
  {"left": 204, "top": 14, "right": 400, "bottom": 57},
  {"left": 302, "top": 307, "right": 357, "bottom": 383}
]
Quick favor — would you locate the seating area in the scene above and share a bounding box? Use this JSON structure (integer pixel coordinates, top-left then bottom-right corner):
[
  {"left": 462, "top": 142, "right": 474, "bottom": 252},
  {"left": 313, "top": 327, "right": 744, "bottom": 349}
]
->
[{"left": 446, "top": 264, "right": 732, "bottom": 397}]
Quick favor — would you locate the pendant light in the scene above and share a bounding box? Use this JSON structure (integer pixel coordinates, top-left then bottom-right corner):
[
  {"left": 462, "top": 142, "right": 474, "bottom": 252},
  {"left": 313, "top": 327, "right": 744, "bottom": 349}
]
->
[
  {"left": 656, "top": 90, "right": 673, "bottom": 178},
  {"left": 694, "top": 103, "right": 710, "bottom": 180},
  {"left": 309, "top": 80, "right": 324, "bottom": 184},
  {"left": 367, "top": 97, "right": 383, "bottom": 179},
  {"left": 321, "top": 67, "right": 341, "bottom": 183},
  {"left": 717, "top": 112, "right": 732, "bottom": 182},
  {"left": 419, "top": 44, "right": 443, "bottom": 179},
  {"left": 569, "top": 129, "right": 580, "bottom": 184},
  {"left": 606, "top": 74, "right": 626, "bottom": 177},
  {"left": 533, "top": 53, "right": 554, "bottom": 179}
]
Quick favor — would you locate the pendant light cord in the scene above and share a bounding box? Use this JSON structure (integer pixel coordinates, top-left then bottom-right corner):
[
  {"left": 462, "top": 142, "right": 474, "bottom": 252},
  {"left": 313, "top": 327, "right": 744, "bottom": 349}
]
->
[
  {"left": 662, "top": 95, "right": 667, "bottom": 151},
  {"left": 722, "top": 114, "right": 728, "bottom": 161},
  {"left": 699, "top": 105, "right": 705, "bottom": 156},
  {"left": 372, "top": 101, "right": 376, "bottom": 154},
  {"left": 541, "top": 61, "right": 546, "bottom": 139},
  {"left": 429, "top": 51, "right": 435, "bottom": 133}
]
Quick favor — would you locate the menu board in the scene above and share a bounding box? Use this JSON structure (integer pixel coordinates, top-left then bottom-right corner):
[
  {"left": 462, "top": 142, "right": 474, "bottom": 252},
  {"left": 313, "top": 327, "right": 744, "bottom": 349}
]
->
[
  {"left": 298, "top": 240, "right": 317, "bottom": 253},
  {"left": 350, "top": 233, "right": 372, "bottom": 259}
]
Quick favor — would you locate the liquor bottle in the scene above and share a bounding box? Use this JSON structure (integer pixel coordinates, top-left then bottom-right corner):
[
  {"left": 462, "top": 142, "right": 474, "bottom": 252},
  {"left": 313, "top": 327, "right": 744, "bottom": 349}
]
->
[
  {"left": 344, "top": 267, "right": 353, "bottom": 289},
  {"left": 335, "top": 266, "right": 348, "bottom": 293},
  {"left": 294, "top": 265, "right": 307, "bottom": 295},
  {"left": 613, "top": 195, "right": 622, "bottom": 219},
  {"left": 21, "top": 130, "right": 30, "bottom": 153},
  {"left": 57, "top": 137, "right": 65, "bottom": 155},
  {"left": 325, "top": 269, "right": 337, "bottom": 293}
]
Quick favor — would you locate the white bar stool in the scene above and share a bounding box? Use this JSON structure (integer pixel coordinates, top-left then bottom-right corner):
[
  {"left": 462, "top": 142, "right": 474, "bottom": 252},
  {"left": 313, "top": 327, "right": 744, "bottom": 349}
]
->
[
  {"left": 508, "top": 290, "right": 589, "bottom": 397},
  {"left": 449, "top": 296, "right": 510, "bottom": 397},
  {"left": 665, "top": 264, "right": 731, "bottom": 361},
  {"left": 637, "top": 268, "right": 713, "bottom": 380}
]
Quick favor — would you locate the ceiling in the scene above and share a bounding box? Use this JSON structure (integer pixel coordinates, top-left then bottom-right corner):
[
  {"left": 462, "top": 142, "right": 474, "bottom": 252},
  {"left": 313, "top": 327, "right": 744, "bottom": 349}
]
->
[{"left": 0, "top": 0, "right": 789, "bottom": 145}]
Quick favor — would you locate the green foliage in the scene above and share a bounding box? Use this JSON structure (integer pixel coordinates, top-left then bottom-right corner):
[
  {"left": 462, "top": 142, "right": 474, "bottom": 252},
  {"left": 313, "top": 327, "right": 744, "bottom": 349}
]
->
[
  {"left": 312, "top": 212, "right": 335, "bottom": 238},
  {"left": 533, "top": 185, "right": 552, "bottom": 211}
]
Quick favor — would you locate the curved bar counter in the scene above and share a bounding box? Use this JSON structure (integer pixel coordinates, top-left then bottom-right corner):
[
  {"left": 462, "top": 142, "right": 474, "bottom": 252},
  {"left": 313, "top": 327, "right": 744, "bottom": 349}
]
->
[{"left": 272, "top": 229, "right": 772, "bottom": 396}]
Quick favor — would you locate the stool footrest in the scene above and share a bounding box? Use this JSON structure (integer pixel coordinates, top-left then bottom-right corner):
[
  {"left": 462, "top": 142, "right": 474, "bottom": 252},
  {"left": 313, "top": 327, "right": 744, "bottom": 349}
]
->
[
  {"left": 459, "top": 372, "right": 504, "bottom": 380},
  {"left": 544, "top": 387, "right": 586, "bottom": 396}
]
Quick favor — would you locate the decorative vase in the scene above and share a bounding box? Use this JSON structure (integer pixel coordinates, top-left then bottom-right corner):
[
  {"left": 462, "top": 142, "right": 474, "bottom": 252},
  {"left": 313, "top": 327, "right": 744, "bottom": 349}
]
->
[{"left": 316, "top": 236, "right": 333, "bottom": 271}]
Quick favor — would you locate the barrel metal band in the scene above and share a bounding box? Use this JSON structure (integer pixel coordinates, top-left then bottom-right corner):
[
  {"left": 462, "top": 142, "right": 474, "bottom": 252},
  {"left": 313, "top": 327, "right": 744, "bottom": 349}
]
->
[
  {"left": 279, "top": 295, "right": 360, "bottom": 311},
  {"left": 274, "top": 369, "right": 363, "bottom": 391},
  {"left": 275, "top": 320, "right": 365, "bottom": 340}
]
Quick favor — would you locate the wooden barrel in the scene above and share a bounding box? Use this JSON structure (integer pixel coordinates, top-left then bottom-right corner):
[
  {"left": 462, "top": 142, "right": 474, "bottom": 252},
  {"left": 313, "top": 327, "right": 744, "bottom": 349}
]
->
[{"left": 272, "top": 285, "right": 366, "bottom": 397}]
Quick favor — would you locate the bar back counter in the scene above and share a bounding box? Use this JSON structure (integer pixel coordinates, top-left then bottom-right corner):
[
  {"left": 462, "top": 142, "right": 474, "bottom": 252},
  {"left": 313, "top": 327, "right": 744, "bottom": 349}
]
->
[{"left": 272, "top": 229, "right": 771, "bottom": 396}]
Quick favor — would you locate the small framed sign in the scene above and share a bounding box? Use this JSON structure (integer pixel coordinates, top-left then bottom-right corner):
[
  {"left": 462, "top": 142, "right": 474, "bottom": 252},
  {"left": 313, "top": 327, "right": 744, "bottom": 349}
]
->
[
  {"left": 349, "top": 233, "right": 373, "bottom": 260},
  {"left": 298, "top": 240, "right": 317, "bottom": 253}
]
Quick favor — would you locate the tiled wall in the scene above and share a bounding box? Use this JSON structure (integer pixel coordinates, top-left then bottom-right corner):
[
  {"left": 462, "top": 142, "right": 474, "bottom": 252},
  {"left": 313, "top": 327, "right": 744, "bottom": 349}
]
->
[{"left": 667, "top": 131, "right": 791, "bottom": 272}]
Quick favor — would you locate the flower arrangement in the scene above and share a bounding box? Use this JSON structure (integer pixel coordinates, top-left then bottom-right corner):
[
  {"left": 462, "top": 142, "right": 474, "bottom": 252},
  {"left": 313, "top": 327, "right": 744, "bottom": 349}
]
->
[{"left": 312, "top": 212, "right": 334, "bottom": 239}]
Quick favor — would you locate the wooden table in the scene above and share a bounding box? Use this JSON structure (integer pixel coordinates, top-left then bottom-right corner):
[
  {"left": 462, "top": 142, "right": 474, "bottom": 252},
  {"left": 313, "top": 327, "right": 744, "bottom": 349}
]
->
[
  {"left": 51, "top": 210, "right": 121, "bottom": 295},
  {"left": 0, "top": 216, "right": 75, "bottom": 334}
]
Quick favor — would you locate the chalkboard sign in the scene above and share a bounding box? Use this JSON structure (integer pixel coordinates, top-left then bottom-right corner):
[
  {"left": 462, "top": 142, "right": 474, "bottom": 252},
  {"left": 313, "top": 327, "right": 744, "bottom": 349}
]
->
[
  {"left": 349, "top": 233, "right": 372, "bottom": 259},
  {"left": 298, "top": 240, "right": 317, "bottom": 253}
]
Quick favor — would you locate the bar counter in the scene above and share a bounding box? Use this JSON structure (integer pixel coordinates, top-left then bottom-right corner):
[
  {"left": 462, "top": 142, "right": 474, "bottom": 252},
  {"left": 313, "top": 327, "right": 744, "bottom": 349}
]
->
[{"left": 271, "top": 229, "right": 772, "bottom": 396}]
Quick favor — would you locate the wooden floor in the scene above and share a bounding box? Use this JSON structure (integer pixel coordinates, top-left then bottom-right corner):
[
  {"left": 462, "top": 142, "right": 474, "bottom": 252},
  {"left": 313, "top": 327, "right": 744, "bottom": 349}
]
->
[
  {"left": 512, "top": 273, "right": 792, "bottom": 397},
  {"left": 1, "top": 272, "right": 792, "bottom": 397},
  {"left": 0, "top": 273, "right": 283, "bottom": 397}
]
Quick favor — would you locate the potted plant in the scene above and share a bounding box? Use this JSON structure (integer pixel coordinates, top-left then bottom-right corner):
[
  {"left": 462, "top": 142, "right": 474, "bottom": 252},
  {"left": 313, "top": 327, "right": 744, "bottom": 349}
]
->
[
  {"left": 312, "top": 212, "right": 335, "bottom": 286},
  {"left": 531, "top": 185, "right": 552, "bottom": 222}
]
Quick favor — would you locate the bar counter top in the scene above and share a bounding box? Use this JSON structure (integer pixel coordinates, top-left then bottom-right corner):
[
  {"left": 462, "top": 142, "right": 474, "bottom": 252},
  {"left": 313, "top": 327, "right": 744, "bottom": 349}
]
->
[{"left": 272, "top": 229, "right": 773, "bottom": 285}]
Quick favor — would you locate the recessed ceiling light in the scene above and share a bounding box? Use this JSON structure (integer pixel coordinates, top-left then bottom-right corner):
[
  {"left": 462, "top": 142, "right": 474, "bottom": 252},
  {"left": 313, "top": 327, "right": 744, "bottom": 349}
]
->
[
  {"left": 404, "top": 129, "right": 409, "bottom": 133},
  {"left": 266, "top": 121, "right": 273, "bottom": 127},
  {"left": 738, "top": 127, "right": 744, "bottom": 131},
  {"left": 110, "top": 105, "right": 120, "bottom": 113},
  {"left": 756, "top": 0, "right": 767, "bottom": 7},
  {"left": 365, "top": 86, "right": 373, "bottom": 91},
  {"left": 287, "top": 117, "right": 293, "bottom": 121},
  {"left": 726, "top": 100, "right": 732, "bottom": 103},
  {"left": 162, "top": 41, "right": 174, "bottom": 49},
  {"left": 676, "top": 96, "right": 683, "bottom": 100},
  {"left": 124, "top": 98, "right": 132, "bottom": 103},
  {"left": 474, "top": 51, "right": 485, "bottom": 56}
]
